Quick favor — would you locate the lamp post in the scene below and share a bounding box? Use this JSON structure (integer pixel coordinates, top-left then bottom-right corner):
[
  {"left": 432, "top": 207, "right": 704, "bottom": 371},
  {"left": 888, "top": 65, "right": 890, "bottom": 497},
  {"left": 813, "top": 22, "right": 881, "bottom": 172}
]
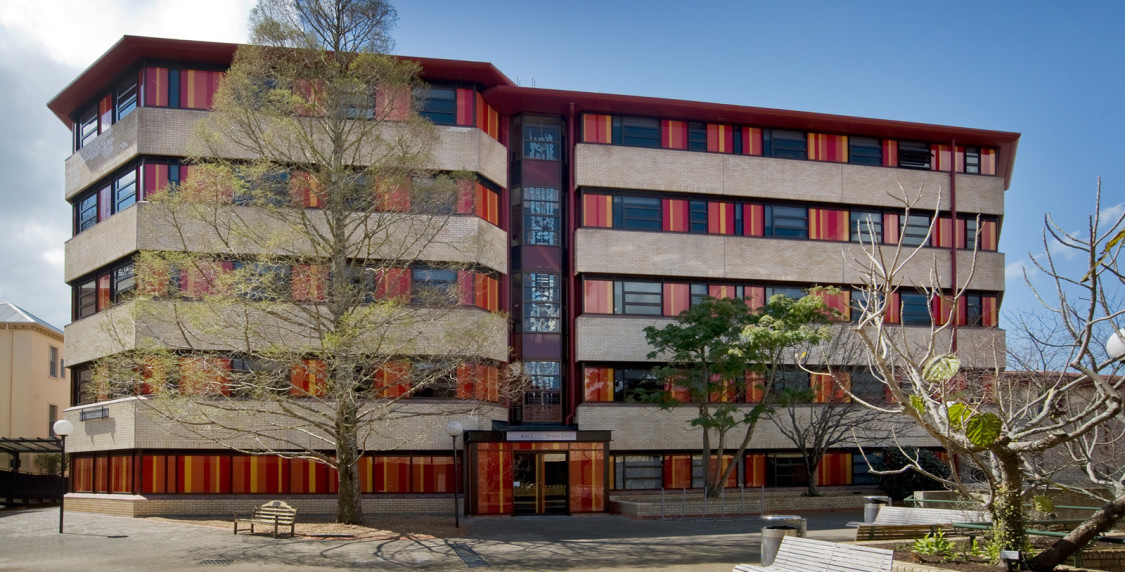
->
[
  {"left": 52, "top": 419, "right": 73, "bottom": 534},
  {"left": 444, "top": 420, "right": 463, "bottom": 528},
  {"left": 1108, "top": 329, "right": 1125, "bottom": 361}
]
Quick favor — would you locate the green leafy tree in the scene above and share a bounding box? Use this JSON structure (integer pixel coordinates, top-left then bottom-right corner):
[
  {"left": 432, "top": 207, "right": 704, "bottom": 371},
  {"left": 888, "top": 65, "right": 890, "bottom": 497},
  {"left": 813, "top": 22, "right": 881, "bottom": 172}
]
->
[{"left": 644, "top": 292, "right": 834, "bottom": 497}]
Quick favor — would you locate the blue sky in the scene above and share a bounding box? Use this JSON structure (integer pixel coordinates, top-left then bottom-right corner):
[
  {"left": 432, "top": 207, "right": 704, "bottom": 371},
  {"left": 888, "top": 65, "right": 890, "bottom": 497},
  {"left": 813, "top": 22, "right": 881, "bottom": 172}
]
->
[{"left": 0, "top": 0, "right": 1121, "bottom": 336}]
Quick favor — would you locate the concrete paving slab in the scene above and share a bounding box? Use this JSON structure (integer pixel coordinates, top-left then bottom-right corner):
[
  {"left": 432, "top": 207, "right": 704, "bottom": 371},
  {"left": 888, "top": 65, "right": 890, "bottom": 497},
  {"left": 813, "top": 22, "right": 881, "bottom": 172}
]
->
[{"left": 0, "top": 507, "right": 864, "bottom": 571}]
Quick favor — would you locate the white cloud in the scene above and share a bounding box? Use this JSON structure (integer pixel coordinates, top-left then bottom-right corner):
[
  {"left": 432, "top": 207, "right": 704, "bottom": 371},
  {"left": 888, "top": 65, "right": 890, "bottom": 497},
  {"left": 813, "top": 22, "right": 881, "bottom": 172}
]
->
[
  {"left": 0, "top": 0, "right": 253, "bottom": 68},
  {"left": 1006, "top": 259, "right": 1037, "bottom": 280},
  {"left": 1099, "top": 202, "right": 1125, "bottom": 232}
]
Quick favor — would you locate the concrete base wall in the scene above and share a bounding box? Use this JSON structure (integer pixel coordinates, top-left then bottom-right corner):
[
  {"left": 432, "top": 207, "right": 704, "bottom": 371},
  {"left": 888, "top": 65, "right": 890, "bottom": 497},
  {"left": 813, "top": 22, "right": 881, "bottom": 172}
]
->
[
  {"left": 64, "top": 492, "right": 461, "bottom": 518},
  {"left": 610, "top": 487, "right": 877, "bottom": 519}
]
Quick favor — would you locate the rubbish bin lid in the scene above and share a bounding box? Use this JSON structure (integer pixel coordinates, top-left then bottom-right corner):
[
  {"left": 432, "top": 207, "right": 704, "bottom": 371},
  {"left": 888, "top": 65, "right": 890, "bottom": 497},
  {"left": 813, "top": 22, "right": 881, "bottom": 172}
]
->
[
  {"left": 764, "top": 525, "right": 797, "bottom": 530},
  {"left": 864, "top": 497, "right": 888, "bottom": 503}
]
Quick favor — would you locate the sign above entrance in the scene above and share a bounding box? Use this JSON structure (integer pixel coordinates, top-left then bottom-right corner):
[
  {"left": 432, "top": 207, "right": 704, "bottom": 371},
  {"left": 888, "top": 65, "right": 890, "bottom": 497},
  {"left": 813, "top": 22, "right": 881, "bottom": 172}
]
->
[{"left": 506, "top": 431, "right": 577, "bottom": 442}]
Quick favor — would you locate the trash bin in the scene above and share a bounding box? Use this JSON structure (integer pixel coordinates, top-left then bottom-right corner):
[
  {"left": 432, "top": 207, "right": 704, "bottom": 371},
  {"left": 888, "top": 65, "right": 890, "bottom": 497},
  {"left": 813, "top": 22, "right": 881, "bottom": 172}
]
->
[
  {"left": 760, "top": 525, "right": 798, "bottom": 566},
  {"left": 761, "top": 514, "right": 807, "bottom": 537},
  {"left": 864, "top": 496, "right": 890, "bottom": 523}
]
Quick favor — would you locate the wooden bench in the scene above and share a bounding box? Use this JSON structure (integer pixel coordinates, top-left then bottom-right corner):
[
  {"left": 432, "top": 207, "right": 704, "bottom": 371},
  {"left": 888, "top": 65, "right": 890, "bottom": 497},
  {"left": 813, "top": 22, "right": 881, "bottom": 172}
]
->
[
  {"left": 233, "top": 500, "right": 298, "bottom": 538},
  {"left": 855, "top": 506, "right": 988, "bottom": 541},
  {"left": 733, "top": 536, "right": 894, "bottom": 572}
]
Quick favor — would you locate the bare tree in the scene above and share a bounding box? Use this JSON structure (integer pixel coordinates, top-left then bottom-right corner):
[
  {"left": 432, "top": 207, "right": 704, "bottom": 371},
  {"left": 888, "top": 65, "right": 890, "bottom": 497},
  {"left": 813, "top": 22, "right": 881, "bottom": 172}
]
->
[
  {"left": 92, "top": 0, "right": 510, "bottom": 525},
  {"left": 851, "top": 180, "right": 1125, "bottom": 569}
]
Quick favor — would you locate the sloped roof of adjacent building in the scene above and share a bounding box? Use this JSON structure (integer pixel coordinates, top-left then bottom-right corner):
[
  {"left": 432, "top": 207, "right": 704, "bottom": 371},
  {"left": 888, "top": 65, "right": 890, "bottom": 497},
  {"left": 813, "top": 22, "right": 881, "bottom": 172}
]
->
[{"left": 0, "top": 302, "right": 63, "bottom": 335}]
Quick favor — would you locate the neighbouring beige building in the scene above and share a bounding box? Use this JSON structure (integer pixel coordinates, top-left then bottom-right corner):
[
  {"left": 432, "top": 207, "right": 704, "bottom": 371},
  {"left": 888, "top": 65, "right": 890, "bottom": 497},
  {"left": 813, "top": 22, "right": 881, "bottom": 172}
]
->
[{"left": 0, "top": 302, "right": 68, "bottom": 474}]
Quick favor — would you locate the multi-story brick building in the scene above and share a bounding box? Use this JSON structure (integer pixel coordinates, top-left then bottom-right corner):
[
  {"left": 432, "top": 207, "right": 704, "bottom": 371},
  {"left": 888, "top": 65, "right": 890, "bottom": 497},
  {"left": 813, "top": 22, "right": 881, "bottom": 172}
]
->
[{"left": 49, "top": 36, "right": 1017, "bottom": 517}]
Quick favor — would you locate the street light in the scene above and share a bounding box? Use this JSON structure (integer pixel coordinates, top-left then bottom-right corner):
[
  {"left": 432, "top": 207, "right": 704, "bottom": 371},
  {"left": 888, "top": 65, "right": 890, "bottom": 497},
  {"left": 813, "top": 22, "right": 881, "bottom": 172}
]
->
[
  {"left": 444, "top": 420, "right": 463, "bottom": 528},
  {"left": 52, "top": 419, "right": 73, "bottom": 534},
  {"left": 1107, "top": 329, "right": 1125, "bottom": 361}
]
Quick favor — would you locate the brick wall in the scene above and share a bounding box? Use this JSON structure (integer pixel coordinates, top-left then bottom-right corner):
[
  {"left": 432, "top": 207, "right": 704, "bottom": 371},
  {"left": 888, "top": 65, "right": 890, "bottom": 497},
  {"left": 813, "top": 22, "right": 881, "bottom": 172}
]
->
[{"left": 64, "top": 492, "right": 462, "bottom": 518}]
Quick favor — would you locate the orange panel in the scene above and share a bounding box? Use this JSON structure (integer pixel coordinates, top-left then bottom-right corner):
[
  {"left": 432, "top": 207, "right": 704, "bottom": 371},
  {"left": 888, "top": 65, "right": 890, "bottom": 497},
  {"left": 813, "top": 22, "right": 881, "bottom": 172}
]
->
[
  {"left": 662, "top": 283, "right": 690, "bottom": 316},
  {"left": 663, "top": 455, "right": 693, "bottom": 489},
  {"left": 584, "top": 280, "right": 614, "bottom": 314},
  {"left": 569, "top": 449, "right": 605, "bottom": 512},
  {"left": 475, "top": 447, "right": 513, "bottom": 515},
  {"left": 583, "top": 367, "right": 613, "bottom": 402},
  {"left": 582, "top": 193, "right": 613, "bottom": 227},
  {"left": 661, "top": 119, "right": 688, "bottom": 149},
  {"left": 706, "top": 123, "right": 734, "bottom": 153},
  {"left": 583, "top": 114, "right": 613, "bottom": 143},
  {"left": 745, "top": 454, "right": 767, "bottom": 487}
]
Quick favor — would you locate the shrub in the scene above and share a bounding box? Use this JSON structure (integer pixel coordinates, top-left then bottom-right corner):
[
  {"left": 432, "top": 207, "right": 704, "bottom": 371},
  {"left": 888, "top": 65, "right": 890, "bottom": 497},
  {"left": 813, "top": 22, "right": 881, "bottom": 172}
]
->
[{"left": 871, "top": 447, "right": 952, "bottom": 500}]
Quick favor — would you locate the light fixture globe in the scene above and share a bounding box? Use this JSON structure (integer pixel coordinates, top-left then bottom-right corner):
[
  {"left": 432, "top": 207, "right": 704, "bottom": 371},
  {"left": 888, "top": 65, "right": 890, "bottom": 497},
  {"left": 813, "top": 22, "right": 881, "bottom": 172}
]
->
[
  {"left": 444, "top": 420, "right": 463, "bottom": 437},
  {"left": 53, "top": 419, "right": 74, "bottom": 437},
  {"left": 1108, "top": 329, "right": 1125, "bottom": 361}
]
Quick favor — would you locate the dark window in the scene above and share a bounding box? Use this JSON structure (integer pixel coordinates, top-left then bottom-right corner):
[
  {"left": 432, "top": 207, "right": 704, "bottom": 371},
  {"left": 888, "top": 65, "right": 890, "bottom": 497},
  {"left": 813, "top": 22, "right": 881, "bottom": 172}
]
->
[
  {"left": 772, "top": 368, "right": 810, "bottom": 394},
  {"left": 851, "top": 289, "right": 877, "bottom": 322},
  {"left": 524, "top": 187, "right": 560, "bottom": 246},
  {"left": 965, "top": 294, "right": 984, "bottom": 326},
  {"left": 411, "top": 362, "right": 458, "bottom": 398},
  {"left": 615, "top": 281, "right": 662, "bottom": 316},
  {"left": 235, "top": 262, "right": 290, "bottom": 301},
  {"left": 689, "top": 200, "right": 708, "bottom": 233},
  {"left": 850, "top": 370, "right": 884, "bottom": 403},
  {"left": 343, "top": 92, "right": 375, "bottom": 120},
  {"left": 850, "top": 211, "right": 883, "bottom": 244},
  {"left": 523, "top": 116, "right": 561, "bottom": 160},
  {"left": 614, "top": 368, "right": 660, "bottom": 402},
  {"left": 765, "top": 205, "right": 808, "bottom": 238},
  {"left": 765, "top": 129, "right": 807, "bottom": 159},
  {"left": 418, "top": 86, "right": 457, "bottom": 125},
  {"left": 112, "top": 263, "right": 135, "bottom": 304},
  {"left": 116, "top": 76, "right": 138, "bottom": 121},
  {"left": 77, "top": 106, "right": 98, "bottom": 149},
  {"left": 524, "top": 273, "right": 561, "bottom": 333},
  {"left": 690, "top": 284, "right": 708, "bottom": 306},
  {"left": 49, "top": 347, "right": 59, "bottom": 378},
  {"left": 77, "top": 193, "right": 98, "bottom": 233},
  {"left": 849, "top": 136, "right": 882, "bottom": 166},
  {"left": 113, "top": 169, "right": 137, "bottom": 212},
  {"left": 964, "top": 147, "right": 981, "bottom": 174},
  {"left": 613, "top": 195, "right": 661, "bottom": 231},
  {"left": 617, "top": 116, "right": 660, "bottom": 148},
  {"left": 900, "top": 214, "right": 931, "bottom": 247},
  {"left": 963, "top": 217, "right": 979, "bottom": 249},
  {"left": 766, "top": 286, "right": 806, "bottom": 301},
  {"left": 768, "top": 454, "right": 809, "bottom": 487},
  {"left": 613, "top": 455, "right": 663, "bottom": 490},
  {"left": 411, "top": 268, "right": 458, "bottom": 305},
  {"left": 76, "top": 279, "right": 97, "bottom": 319},
  {"left": 688, "top": 122, "right": 707, "bottom": 151},
  {"left": 898, "top": 141, "right": 931, "bottom": 169},
  {"left": 852, "top": 454, "right": 877, "bottom": 485},
  {"left": 48, "top": 404, "right": 58, "bottom": 437},
  {"left": 900, "top": 292, "right": 930, "bottom": 325},
  {"left": 75, "top": 366, "right": 95, "bottom": 405}
]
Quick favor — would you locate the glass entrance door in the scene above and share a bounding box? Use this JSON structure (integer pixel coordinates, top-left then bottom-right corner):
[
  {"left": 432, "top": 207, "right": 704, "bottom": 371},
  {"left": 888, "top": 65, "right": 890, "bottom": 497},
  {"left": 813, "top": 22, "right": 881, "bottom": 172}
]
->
[{"left": 512, "top": 452, "right": 569, "bottom": 515}]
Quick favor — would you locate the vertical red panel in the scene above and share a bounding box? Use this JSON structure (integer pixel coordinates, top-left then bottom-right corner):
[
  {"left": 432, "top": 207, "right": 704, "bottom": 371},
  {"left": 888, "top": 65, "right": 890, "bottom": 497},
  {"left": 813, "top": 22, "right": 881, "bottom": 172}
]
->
[
  {"left": 882, "top": 140, "right": 898, "bottom": 167},
  {"left": 455, "top": 179, "right": 474, "bottom": 214},
  {"left": 743, "top": 204, "right": 764, "bottom": 236},
  {"left": 569, "top": 448, "right": 605, "bottom": 513},
  {"left": 817, "top": 453, "right": 853, "bottom": 486},
  {"left": 745, "top": 454, "right": 766, "bottom": 487},
  {"left": 455, "top": 270, "right": 474, "bottom": 306},
  {"left": 141, "top": 455, "right": 166, "bottom": 493},
  {"left": 807, "top": 133, "right": 848, "bottom": 162},
  {"left": 290, "top": 359, "right": 327, "bottom": 397},
  {"left": 143, "top": 67, "right": 169, "bottom": 107},
  {"left": 375, "top": 268, "right": 411, "bottom": 301},
  {"left": 582, "top": 193, "right": 613, "bottom": 227},
  {"left": 179, "top": 357, "right": 232, "bottom": 396},
  {"left": 709, "top": 284, "right": 736, "bottom": 299},
  {"left": 665, "top": 375, "right": 691, "bottom": 402},
  {"left": 932, "top": 295, "right": 955, "bottom": 325},
  {"left": 706, "top": 124, "right": 734, "bottom": 153},
  {"left": 474, "top": 274, "right": 499, "bottom": 312},
  {"left": 98, "top": 94, "right": 113, "bottom": 133},
  {"left": 96, "top": 272, "right": 111, "bottom": 310},
  {"left": 375, "top": 85, "right": 411, "bottom": 120},
  {"left": 455, "top": 88, "right": 474, "bottom": 126},
  {"left": 741, "top": 127, "right": 763, "bottom": 155},
  {"left": 98, "top": 185, "right": 112, "bottom": 221},
  {"left": 955, "top": 218, "right": 967, "bottom": 249},
  {"left": 290, "top": 171, "right": 323, "bottom": 208},
  {"left": 376, "top": 178, "right": 411, "bottom": 212},
  {"left": 291, "top": 264, "right": 327, "bottom": 302},
  {"left": 374, "top": 360, "right": 411, "bottom": 398},
  {"left": 887, "top": 292, "right": 902, "bottom": 324},
  {"left": 982, "top": 295, "right": 998, "bottom": 327},
  {"left": 662, "top": 198, "right": 689, "bottom": 232},
  {"left": 661, "top": 120, "right": 688, "bottom": 149},
  {"left": 954, "top": 146, "right": 966, "bottom": 172},
  {"left": 662, "top": 283, "right": 690, "bottom": 316},
  {"left": 583, "top": 279, "right": 614, "bottom": 313},
  {"left": 142, "top": 163, "right": 172, "bottom": 197},
  {"left": 979, "top": 220, "right": 998, "bottom": 250},
  {"left": 72, "top": 457, "right": 93, "bottom": 492},
  {"left": 582, "top": 114, "right": 613, "bottom": 143},
  {"left": 808, "top": 208, "right": 848, "bottom": 240},
  {"left": 583, "top": 367, "right": 613, "bottom": 402},
  {"left": 708, "top": 202, "right": 735, "bottom": 235},
  {"left": 745, "top": 286, "right": 766, "bottom": 310},
  {"left": 475, "top": 183, "right": 499, "bottom": 225},
  {"left": 882, "top": 213, "right": 900, "bottom": 244},
  {"left": 980, "top": 148, "right": 997, "bottom": 175},
  {"left": 931, "top": 144, "right": 953, "bottom": 171},
  {"left": 663, "top": 455, "right": 693, "bottom": 489},
  {"left": 110, "top": 455, "right": 132, "bottom": 493},
  {"left": 374, "top": 456, "right": 411, "bottom": 493},
  {"left": 181, "top": 70, "right": 224, "bottom": 110},
  {"left": 814, "top": 289, "right": 850, "bottom": 320},
  {"left": 475, "top": 447, "right": 513, "bottom": 515}
]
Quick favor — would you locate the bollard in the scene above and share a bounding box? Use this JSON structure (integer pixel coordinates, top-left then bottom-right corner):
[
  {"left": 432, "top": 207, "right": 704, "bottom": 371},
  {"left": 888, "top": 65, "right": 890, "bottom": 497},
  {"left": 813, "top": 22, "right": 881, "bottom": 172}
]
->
[{"left": 760, "top": 525, "right": 798, "bottom": 566}]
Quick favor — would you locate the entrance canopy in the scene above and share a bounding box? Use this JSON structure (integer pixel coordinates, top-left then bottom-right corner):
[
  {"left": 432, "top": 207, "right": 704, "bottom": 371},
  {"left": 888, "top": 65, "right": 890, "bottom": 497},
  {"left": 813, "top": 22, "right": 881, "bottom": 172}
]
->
[{"left": 0, "top": 438, "right": 62, "bottom": 472}]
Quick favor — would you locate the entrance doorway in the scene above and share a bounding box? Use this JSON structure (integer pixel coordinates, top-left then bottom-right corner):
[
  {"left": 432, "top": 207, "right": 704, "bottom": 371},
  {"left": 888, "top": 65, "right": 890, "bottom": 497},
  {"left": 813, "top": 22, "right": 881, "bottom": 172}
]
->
[{"left": 512, "top": 452, "right": 568, "bottom": 515}]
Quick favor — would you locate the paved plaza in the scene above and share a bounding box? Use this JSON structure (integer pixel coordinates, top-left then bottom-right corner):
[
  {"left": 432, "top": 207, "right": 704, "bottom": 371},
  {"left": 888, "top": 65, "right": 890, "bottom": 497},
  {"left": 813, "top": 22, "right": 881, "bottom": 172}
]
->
[{"left": 0, "top": 507, "right": 863, "bottom": 571}]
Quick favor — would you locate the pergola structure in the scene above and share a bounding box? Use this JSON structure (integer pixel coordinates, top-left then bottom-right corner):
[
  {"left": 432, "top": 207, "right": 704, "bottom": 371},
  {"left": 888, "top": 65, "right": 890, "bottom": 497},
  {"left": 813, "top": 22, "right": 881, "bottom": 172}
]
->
[{"left": 0, "top": 438, "right": 62, "bottom": 472}]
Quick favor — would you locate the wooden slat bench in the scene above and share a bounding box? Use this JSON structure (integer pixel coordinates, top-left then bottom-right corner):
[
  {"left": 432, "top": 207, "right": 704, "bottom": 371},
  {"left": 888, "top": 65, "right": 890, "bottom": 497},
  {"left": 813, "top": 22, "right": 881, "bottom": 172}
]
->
[
  {"left": 233, "top": 500, "right": 298, "bottom": 538},
  {"left": 855, "top": 506, "right": 988, "bottom": 541},
  {"left": 733, "top": 536, "right": 894, "bottom": 571}
]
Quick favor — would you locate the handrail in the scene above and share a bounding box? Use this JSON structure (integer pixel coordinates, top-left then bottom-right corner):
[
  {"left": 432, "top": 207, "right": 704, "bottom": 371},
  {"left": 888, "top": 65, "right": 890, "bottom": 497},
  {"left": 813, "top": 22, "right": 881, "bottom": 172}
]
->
[
  {"left": 903, "top": 497, "right": 1103, "bottom": 512},
  {"left": 950, "top": 522, "right": 1125, "bottom": 545}
]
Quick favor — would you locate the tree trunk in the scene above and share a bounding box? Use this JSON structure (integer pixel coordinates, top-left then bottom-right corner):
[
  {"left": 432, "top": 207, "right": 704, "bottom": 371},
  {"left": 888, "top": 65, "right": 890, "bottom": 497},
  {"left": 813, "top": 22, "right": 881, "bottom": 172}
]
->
[
  {"left": 806, "top": 458, "right": 820, "bottom": 496},
  {"left": 990, "top": 451, "right": 1027, "bottom": 555},
  {"left": 335, "top": 402, "right": 364, "bottom": 525},
  {"left": 1029, "top": 495, "right": 1125, "bottom": 571}
]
